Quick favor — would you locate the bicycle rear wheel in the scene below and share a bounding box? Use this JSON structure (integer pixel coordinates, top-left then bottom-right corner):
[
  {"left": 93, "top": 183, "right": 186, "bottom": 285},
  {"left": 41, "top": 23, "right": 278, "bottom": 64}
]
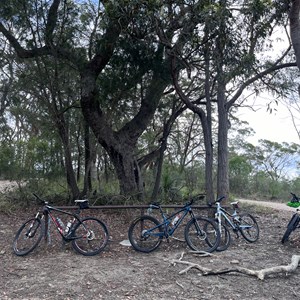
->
[
  {"left": 13, "top": 218, "right": 44, "bottom": 256},
  {"left": 72, "top": 217, "right": 109, "bottom": 256},
  {"left": 128, "top": 215, "right": 163, "bottom": 253},
  {"left": 281, "top": 214, "right": 300, "bottom": 244},
  {"left": 238, "top": 213, "right": 259, "bottom": 242},
  {"left": 185, "top": 217, "right": 220, "bottom": 253}
]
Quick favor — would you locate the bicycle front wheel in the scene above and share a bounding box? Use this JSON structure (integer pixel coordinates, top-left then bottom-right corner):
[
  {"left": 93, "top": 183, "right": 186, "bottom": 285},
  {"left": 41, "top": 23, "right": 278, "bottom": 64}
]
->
[
  {"left": 72, "top": 217, "right": 109, "bottom": 256},
  {"left": 216, "top": 223, "right": 231, "bottom": 252},
  {"left": 13, "top": 218, "right": 44, "bottom": 256},
  {"left": 281, "top": 214, "right": 300, "bottom": 244},
  {"left": 128, "top": 215, "right": 163, "bottom": 253},
  {"left": 238, "top": 213, "right": 259, "bottom": 242},
  {"left": 185, "top": 217, "right": 220, "bottom": 253}
]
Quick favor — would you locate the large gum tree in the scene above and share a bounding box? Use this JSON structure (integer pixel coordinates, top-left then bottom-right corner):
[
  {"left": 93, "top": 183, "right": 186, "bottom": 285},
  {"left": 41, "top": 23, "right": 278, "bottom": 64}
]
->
[{"left": 0, "top": 1, "right": 203, "bottom": 198}]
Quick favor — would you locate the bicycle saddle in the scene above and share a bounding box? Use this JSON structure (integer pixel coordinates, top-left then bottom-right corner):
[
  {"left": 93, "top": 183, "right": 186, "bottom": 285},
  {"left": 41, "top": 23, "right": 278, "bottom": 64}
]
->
[
  {"left": 230, "top": 201, "right": 239, "bottom": 208},
  {"left": 149, "top": 202, "right": 161, "bottom": 209}
]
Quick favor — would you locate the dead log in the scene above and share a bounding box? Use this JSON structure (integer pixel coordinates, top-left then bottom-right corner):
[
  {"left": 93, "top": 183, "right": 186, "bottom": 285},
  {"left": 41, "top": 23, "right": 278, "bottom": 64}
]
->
[{"left": 170, "top": 253, "right": 300, "bottom": 280}]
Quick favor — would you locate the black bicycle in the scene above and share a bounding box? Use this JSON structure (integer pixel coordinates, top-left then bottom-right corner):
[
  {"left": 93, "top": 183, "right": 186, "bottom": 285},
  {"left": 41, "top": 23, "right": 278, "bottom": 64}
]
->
[
  {"left": 128, "top": 195, "right": 220, "bottom": 253},
  {"left": 13, "top": 194, "right": 109, "bottom": 256},
  {"left": 282, "top": 193, "right": 300, "bottom": 244}
]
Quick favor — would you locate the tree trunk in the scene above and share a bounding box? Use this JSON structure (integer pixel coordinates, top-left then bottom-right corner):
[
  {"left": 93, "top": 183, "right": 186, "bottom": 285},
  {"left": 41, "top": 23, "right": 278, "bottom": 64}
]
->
[
  {"left": 82, "top": 122, "right": 94, "bottom": 197},
  {"left": 108, "top": 145, "right": 139, "bottom": 195},
  {"left": 151, "top": 123, "right": 169, "bottom": 201},
  {"left": 201, "top": 116, "right": 215, "bottom": 203},
  {"left": 216, "top": 81, "right": 229, "bottom": 198},
  {"left": 80, "top": 67, "right": 168, "bottom": 197},
  {"left": 290, "top": 0, "right": 300, "bottom": 70},
  {"left": 56, "top": 115, "right": 80, "bottom": 201}
]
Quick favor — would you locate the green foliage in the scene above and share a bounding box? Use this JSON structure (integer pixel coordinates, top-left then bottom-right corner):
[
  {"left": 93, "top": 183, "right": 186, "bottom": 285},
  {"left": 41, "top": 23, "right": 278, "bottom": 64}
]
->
[
  {"left": 229, "top": 154, "right": 252, "bottom": 196},
  {"left": 0, "top": 0, "right": 297, "bottom": 205},
  {"left": 287, "top": 201, "right": 300, "bottom": 208}
]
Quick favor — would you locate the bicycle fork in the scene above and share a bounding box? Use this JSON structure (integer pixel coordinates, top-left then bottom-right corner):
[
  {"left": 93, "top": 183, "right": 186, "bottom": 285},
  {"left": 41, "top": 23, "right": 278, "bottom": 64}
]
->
[
  {"left": 26, "top": 213, "right": 42, "bottom": 238},
  {"left": 190, "top": 211, "right": 207, "bottom": 239}
]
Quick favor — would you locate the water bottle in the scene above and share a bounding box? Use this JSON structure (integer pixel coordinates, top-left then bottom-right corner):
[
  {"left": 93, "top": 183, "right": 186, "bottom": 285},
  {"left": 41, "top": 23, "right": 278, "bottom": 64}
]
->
[
  {"left": 56, "top": 217, "right": 65, "bottom": 229},
  {"left": 65, "top": 220, "right": 72, "bottom": 234},
  {"left": 172, "top": 215, "right": 180, "bottom": 226}
]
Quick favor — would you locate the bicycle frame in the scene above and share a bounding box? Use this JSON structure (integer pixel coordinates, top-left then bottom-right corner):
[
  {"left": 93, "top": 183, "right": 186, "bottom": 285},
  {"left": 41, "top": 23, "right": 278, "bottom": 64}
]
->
[
  {"left": 44, "top": 205, "right": 83, "bottom": 239},
  {"left": 215, "top": 202, "right": 252, "bottom": 232},
  {"left": 215, "top": 203, "right": 238, "bottom": 230},
  {"left": 145, "top": 203, "right": 198, "bottom": 238},
  {"left": 32, "top": 200, "right": 86, "bottom": 243}
]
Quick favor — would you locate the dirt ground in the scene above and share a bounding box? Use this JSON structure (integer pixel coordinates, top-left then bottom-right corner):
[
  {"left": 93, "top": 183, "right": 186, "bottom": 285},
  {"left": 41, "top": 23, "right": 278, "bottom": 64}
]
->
[{"left": 1, "top": 200, "right": 300, "bottom": 300}]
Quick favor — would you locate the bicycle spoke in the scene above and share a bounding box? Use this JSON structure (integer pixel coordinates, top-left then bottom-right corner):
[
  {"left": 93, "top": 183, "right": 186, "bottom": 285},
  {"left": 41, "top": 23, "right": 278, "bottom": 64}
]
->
[
  {"left": 185, "top": 217, "right": 220, "bottom": 253},
  {"left": 13, "top": 218, "right": 44, "bottom": 256},
  {"left": 72, "top": 218, "right": 109, "bottom": 256},
  {"left": 238, "top": 213, "right": 259, "bottom": 242},
  {"left": 128, "top": 216, "right": 162, "bottom": 253}
]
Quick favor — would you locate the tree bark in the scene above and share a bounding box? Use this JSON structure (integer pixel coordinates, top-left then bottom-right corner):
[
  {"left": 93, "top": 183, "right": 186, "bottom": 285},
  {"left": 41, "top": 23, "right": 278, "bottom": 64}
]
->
[
  {"left": 55, "top": 114, "right": 80, "bottom": 200},
  {"left": 171, "top": 63, "right": 215, "bottom": 203},
  {"left": 290, "top": 0, "right": 300, "bottom": 70},
  {"left": 80, "top": 66, "right": 169, "bottom": 196},
  {"left": 216, "top": 81, "right": 229, "bottom": 198}
]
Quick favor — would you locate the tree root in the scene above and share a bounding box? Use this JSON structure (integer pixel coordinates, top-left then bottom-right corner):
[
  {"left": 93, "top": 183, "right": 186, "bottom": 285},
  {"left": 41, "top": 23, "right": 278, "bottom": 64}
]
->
[{"left": 170, "top": 252, "right": 300, "bottom": 280}]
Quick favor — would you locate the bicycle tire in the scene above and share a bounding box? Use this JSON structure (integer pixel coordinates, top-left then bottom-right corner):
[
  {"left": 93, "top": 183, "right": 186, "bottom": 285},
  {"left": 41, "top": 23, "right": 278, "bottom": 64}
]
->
[
  {"left": 216, "top": 223, "right": 231, "bottom": 252},
  {"left": 238, "top": 213, "right": 259, "bottom": 242},
  {"left": 72, "top": 217, "right": 109, "bottom": 256},
  {"left": 184, "top": 217, "right": 220, "bottom": 253},
  {"left": 13, "top": 218, "right": 44, "bottom": 256},
  {"left": 128, "top": 215, "right": 163, "bottom": 253},
  {"left": 281, "top": 214, "right": 300, "bottom": 244},
  {"left": 204, "top": 221, "right": 231, "bottom": 252}
]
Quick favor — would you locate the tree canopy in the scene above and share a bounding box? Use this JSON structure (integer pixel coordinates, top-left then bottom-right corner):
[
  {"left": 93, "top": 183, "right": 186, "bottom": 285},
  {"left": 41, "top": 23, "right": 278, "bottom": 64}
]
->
[{"left": 0, "top": 0, "right": 299, "bottom": 203}]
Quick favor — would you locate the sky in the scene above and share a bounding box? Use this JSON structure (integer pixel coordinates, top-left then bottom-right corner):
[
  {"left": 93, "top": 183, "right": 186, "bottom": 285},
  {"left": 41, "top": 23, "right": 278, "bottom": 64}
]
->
[
  {"left": 236, "top": 27, "right": 300, "bottom": 146},
  {"left": 238, "top": 100, "right": 300, "bottom": 146}
]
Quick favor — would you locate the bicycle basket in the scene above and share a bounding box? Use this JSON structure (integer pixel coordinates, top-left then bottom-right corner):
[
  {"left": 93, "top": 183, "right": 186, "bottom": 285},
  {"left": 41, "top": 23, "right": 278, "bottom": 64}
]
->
[{"left": 76, "top": 199, "right": 89, "bottom": 209}]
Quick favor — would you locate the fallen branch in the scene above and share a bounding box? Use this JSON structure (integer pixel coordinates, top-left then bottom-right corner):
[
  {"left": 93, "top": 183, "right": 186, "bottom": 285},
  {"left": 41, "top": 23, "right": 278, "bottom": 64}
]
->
[{"left": 171, "top": 254, "right": 300, "bottom": 280}]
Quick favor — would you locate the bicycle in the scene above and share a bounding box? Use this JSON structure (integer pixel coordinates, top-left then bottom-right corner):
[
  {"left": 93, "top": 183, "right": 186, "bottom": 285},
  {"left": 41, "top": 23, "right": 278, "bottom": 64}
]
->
[
  {"left": 281, "top": 193, "right": 300, "bottom": 244},
  {"left": 13, "top": 193, "right": 109, "bottom": 256},
  {"left": 128, "top": 195, "right": 220, "bottom": 253},
  {"left": 209, "top": 196, "right": 259, "bottom": 251}
]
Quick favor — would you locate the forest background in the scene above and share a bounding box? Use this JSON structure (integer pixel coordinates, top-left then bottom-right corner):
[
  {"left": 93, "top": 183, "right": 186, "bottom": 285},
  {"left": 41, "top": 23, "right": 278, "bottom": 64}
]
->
[{"left": 0, "top": 0, "right": 300, "bottom": 207}]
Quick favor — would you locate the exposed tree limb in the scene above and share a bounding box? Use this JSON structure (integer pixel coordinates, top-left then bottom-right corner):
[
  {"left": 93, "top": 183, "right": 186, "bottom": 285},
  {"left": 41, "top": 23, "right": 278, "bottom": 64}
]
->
[{"left": 170, "top": 253, "right": 300, "bottom": 280}]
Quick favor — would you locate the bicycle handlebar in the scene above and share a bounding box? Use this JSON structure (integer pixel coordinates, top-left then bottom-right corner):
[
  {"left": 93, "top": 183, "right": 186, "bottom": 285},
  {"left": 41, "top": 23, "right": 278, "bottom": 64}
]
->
[
  {"left": 148, "top": 194, "right": 205, "bottom": 209},
  {"left": 33, "top": 193, "right": 48, "bottom": 205},
  {"left": 208, "top": 196, "right": 226, "bottom": 206},
  {"left": 291, "top": 192, "right": 300, "bottom": 202}
]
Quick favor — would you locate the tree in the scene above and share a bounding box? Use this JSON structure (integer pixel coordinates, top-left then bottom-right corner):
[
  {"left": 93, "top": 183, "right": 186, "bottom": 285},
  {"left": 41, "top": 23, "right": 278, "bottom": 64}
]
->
[
  {"left": 251, "top": 139, "right": 300, "bottom": 181},
  {"left": 0, "top": 1, "right": 212, "bottom": 199},
  {"left": 172, "top": 0, "right": 296, "bottom": 200}
]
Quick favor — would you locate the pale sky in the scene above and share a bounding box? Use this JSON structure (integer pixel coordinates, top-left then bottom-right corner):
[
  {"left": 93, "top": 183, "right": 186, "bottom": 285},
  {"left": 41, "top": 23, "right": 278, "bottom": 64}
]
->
[
  {"left": 236, "top": 27, "right": 300, "bottom": 146},
  {"left": 238, "top": 101, "right": 300, "bottom": 145}
]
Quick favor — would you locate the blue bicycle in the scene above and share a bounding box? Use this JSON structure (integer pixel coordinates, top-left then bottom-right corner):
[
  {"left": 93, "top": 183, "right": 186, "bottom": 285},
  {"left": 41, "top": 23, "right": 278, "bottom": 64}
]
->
[{"left": 128, "top": 196, "right": 220, "bottom": 253}]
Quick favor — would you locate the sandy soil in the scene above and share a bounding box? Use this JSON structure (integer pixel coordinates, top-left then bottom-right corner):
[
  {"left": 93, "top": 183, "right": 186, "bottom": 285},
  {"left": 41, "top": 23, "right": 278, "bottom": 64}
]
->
[
  {"left": 1, "top": 197, "right": 300, "bottom": 300},
  {"left": 0, "top": 180, "right": 300, "bottom": 300},
  {"left": 0, "top": 180, "right": 21, "bottom": 192},
  {"left": 238, "top": 198, "right": 296, "bottom": 212}
]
